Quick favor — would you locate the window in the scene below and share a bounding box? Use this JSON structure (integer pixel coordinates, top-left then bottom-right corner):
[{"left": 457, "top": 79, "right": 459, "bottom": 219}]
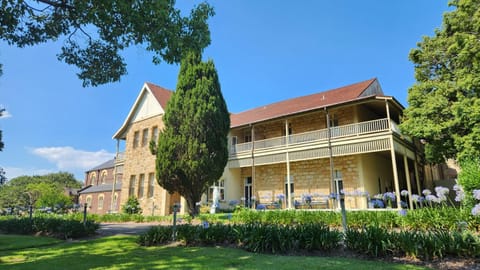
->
[
  {"left": 142, "top": 128, "right": 149, "bottom": 146},
  {"left": 230, "top": 136, "right": 238, "bottom": 153},
  {"left": 101, "top": 171, "right": 107, "bottom": 184},
  {"left": 208, "top": 179, "right": 225, "bottom": 201},
  {"left": 86, "top": 196, "right": 92, "bottom": 208},
  {"left": 284, "top": 176, "right": 294, "bottom": 203},
  {"left": 328, "top": 114, "right": 339, "bottom": 127},
  {"left": 98, "top": 195, "right": 104, "bottom": 210},
  {"left": 129, "top": 175, "right": 136, "bottom": 197},
  {"left": 334, "top": 170, "right": 343, "bottom": 195},
  {"left": 133, "top": 131, "right": 140, "bottom": 148},
  {"left": 147, "top": 173, "right": 155, "bottom": 198},
  {"left": 244, "top": 131, "right": 252, "bottom": 143},
  {"left": 89, "top": 173, "right": 97, "bottom": 186},
  {"left": 138, "top": 174, "right": 145, "bottom": 198},
  {"left": 151, "top": 126, "right": 159, "bottom": 141},
  {"left": 282, "top": 124, "right": 292, "bottom": 136},
  {"left": 113, "top": 193, "right": 118, "bottom": 211}
]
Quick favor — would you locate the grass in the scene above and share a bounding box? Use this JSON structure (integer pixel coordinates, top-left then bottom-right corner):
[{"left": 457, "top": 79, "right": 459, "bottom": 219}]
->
[
  {"left": 0, "top": 234, "right": 430, "bottom": 270},
  {"left": 0, "top": 235, "right": 62, "bottom": 251}
]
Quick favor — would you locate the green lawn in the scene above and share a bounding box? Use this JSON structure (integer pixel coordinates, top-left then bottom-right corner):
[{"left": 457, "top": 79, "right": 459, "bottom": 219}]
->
[
  {"left": 0, "top": 234, "right": 430, "bottom": 270},
  {"left": 0, "top": 234, "right": 61, "bottom": 251}
]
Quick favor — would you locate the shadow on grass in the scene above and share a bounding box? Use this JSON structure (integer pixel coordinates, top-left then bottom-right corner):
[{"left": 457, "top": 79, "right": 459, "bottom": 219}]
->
[{"left": 0, "top": 235, "right": 428, "bottom": 270}]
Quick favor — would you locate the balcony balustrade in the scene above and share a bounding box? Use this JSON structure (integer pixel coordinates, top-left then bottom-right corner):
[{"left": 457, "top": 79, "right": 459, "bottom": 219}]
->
[
  {"left": 230, "top": 118, "right": 392, "bottom": 155},
  {"left": 115, "top": 152, "right": 125, "bottom": 163}
]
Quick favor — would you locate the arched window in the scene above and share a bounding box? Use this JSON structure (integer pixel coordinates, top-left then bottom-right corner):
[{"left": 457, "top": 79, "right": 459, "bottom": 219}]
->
[
  {"left": 89, "top": 172, "right": 97, "bottom": 186},
  {"left": 113, "top": 193, "right": 118, "bottom": 211},
  {"left": 86, "top": 196, "right": 92, "bottom": 208},
  {"left": 98, "top": 195, "right": 104, "bottom": 210},
  {"left": 101, "top": 170, "right": 108, "bottom": 184}
]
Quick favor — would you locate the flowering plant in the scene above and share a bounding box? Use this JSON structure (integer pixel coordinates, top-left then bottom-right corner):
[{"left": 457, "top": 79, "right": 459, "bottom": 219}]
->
[
  {"left": 383, "top": 192, "right": 396, "bottom": 208},
  {"left": 303, "top": 194, "right": 312, "bottom": 206},
  {"left": 472, "top": 189, "right": 480, "bottom": 216},
  {"left": 453, "top": 184, "right": 465, "bottom": 202}
]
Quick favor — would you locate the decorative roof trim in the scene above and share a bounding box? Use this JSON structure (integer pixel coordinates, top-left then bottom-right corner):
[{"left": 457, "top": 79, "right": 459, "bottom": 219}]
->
[{"left": 113, "top": 83, "right": 173, "bottom": 139}]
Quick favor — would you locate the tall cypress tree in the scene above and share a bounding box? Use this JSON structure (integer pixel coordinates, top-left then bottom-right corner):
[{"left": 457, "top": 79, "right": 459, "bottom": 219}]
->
[{"left": 155, "top": 52, "right": 230, "bottom": 216}]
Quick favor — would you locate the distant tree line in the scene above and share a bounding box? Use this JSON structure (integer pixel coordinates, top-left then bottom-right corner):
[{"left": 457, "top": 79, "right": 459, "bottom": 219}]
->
[{"left": 0, "top": 172, "right": 82, "bottom": 214}]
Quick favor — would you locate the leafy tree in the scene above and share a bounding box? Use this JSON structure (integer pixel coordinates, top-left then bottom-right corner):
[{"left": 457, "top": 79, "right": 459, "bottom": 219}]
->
[
  {"left": 458, "top": 158, "right": 480, "bottom": 209},
  {"left": 43, "top": 172, "right": 81, "bottom": 188},
  {"left": 122, "top": 196, "right": 142, "bottom": 214},
  {"left": 154, "top": 52, "right": 230, "bottom": 216},
  {"left": 0, "top": 167, "right": 6, "bottom": 185},
  {"left": 0, "top": 172, "right": 81, "bottom": 211},
  {"left": 0, "top": 185, "right": 25, "bottom": 211},
  {"left": 401, "top": 0, "right": 480, "bottom": 163},
  {"left": 1, "top": 0, "right": 214, "bottom": 86},
  {"left": 27, "top": 182, "right": 71, "bottom": 211}
]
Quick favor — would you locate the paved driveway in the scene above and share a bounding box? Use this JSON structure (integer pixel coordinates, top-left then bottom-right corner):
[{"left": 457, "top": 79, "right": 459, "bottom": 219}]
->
[{"left": 97, "top": 223, "right": 157, "bottom": 237}]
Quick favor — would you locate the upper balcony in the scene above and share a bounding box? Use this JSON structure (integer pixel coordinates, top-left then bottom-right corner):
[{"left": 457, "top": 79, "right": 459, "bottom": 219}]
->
[
  {"left": 115, "top": 152, "right": 125, "bottom": 164},
  {"left": 229, "top": 118, "right": 403, "bottom": 158}
]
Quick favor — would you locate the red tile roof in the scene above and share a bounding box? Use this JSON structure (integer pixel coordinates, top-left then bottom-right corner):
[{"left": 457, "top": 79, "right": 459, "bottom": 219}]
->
[
  {"left": 230, "top": 78, "right": 378, "bottom": 128},
  {"left": 145, "top": 82, "right": 173, "bottom": 109},
  {"left": 144, "top": 78, "right": 380, "bottom": 129}
]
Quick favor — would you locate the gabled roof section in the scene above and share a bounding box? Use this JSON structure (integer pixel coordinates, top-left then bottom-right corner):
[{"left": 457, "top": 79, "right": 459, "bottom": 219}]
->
[
  {"left": 113, "top": 82, "right": 173, "bottom": 139},
  {"left": 145, "top": 82, "right": 173, "bottom": 109},
  {"left": 230, "top": 78, "right": 382, "bottom": 128},
  {"left": 78, "top": 183, "right": 122, "bottom": 194},
  {"left": 86, "top": 159, "right": 115, "bottom": 173}
]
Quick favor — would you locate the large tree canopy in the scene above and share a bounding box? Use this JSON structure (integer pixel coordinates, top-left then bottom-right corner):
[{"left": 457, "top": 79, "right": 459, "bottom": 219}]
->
[
  {"left": 401, "top": 0, "right": 480, "bottom": 163},
  {"left": 0, "top": 0, "right": 214, "bottom": 86},
  {"left": 0, "top": 172, "right": 81, "bottom": 212},
  {"left": 154, "top": 52, "right": 230, "bottom": 216}
]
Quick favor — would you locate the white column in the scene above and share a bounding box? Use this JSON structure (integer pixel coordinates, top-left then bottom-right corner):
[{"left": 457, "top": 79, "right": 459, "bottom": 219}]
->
[
  {"left": 326, "top": 110, "right": 336, "bottom": 209},
  {"left": 110, "top": 139, "right": 120, "bottom": 213},
  {"left": 386, "top": 100, "right": 401, "bottom": 209},
  {"left": 285, "top": 120, "right": 292, "bottom": 209},
  {"left": 414, "top": 155, "right": 422, "bottom": 197},
  {"left": 251, "top": 125, "right": 255, "bottom": 208},
  {"left": 403, "top": 154, "right": 413, "bottom": 209}
]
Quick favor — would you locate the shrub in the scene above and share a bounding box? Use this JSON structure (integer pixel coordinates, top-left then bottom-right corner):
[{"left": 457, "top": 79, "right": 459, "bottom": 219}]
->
[
  {"left": 295, "top": 223, "right": 342, "bottom": 251},
  {"left": 122, "top": 197, "right": 142, "bottom": 214},
  {"left": 345, "top": 226, "right": 393, "bottom": 257},
  {"left": 0, "top": 216, "right": 98, "bottom": 239},
  {"left": 458, "top": 158, "right": 480, "bottom": 209},
  {"left": 198, "top": 224, "right": 237, "bottom": 245},
  {"left": 347, "top": 211, "right": 399, "bottom": 229},
  {"left": 240, "top": 223, "right": 295, "bottom": 254},
  {"left": 137, "top": 226, "right": 173, "bottom": 246}
]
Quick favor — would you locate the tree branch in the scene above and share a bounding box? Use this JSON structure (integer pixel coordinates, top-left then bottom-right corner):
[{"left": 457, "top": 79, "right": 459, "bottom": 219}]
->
[{"left": 36, "top": 0, "right": 73, "bottom": 9}]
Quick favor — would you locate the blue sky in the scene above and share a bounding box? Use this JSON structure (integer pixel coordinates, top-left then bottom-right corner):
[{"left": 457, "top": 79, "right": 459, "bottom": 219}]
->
[{"left": 0, "top": 1, "right": 450, "bottom": 181}]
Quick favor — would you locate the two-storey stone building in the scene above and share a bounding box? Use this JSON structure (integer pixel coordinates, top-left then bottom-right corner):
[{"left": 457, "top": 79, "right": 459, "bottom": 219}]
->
[{"left": 112, "top": 78, "right": 433, "bottom": 215}]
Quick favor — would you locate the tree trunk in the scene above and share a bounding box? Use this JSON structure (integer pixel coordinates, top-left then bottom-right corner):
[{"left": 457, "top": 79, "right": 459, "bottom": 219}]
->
[{"left": 185, "top": 193, "right": 201, "bottom": 217}]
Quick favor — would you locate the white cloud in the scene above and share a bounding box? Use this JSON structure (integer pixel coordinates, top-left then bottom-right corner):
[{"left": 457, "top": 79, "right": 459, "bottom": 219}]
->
[
  {"left": 0, "top": 110, "right": 12, "bottom": 119},
  {"left": 3, "top": 166, "right": 55, "bottom": 180},
  {"left": 31, "top": 146, "right": 115, "bottom": 170}
]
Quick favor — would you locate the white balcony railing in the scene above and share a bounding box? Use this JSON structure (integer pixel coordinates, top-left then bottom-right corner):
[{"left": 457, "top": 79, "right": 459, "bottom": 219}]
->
[
  {"left": 230, "top": 118, "right": 392, "bottom": 155},
  {"left": 115, "top": 152, "right": 125, "bottom": 163}
]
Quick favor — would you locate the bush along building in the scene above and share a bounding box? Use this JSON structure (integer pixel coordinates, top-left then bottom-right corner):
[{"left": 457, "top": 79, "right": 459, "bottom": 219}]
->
[{"left": 111, "top": 78, "right": 442, "bottom": 215}]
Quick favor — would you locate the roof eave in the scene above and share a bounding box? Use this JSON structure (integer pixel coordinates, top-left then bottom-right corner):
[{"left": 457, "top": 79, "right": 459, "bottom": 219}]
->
[
  {"left": 231, "top": 95, "right": 381, "bottom": 129},
  {"left": 112, "top": 83, "right": 151, "bottom": 140}
]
